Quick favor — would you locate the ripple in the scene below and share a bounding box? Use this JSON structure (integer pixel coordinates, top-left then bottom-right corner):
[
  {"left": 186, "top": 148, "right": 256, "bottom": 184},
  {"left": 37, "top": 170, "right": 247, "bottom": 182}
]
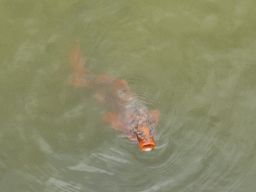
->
[{"left": 121, "top": 74, "right": 162, "bottom": 110}]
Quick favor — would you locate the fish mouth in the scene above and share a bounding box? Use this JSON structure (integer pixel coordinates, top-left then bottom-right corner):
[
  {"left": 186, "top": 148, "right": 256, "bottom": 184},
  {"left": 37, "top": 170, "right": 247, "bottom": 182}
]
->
[{"left": 139, "top": 141, "right": 156, "bottom": 151}]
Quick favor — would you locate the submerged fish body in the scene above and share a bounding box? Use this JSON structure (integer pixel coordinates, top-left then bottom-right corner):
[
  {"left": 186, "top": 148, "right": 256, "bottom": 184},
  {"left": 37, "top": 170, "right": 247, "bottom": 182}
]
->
[{"left": 69, "top": 42, "right": 159, "bottom": 151}]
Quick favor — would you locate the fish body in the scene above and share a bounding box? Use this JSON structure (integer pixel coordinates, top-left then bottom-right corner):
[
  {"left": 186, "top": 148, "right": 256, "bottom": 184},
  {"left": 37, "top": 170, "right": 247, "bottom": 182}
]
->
[{"left": 69, "top": 42, "right": 159, "bottom": 151}]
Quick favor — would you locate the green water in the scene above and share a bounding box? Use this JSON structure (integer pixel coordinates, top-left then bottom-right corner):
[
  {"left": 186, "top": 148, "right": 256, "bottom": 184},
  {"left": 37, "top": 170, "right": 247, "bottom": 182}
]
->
[{"left": 1, "top": 0, "right": 256, "bottom": 191}]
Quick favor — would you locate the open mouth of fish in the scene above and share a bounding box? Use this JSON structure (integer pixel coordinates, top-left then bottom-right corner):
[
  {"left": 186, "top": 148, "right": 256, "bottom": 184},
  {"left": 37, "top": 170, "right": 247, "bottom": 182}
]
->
[{"left": 139, "top": 141, "right": 156, "bottom": 151}]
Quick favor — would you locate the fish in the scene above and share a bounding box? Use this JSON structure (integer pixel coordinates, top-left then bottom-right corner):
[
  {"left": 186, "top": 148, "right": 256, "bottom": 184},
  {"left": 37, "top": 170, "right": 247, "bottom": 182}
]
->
[{"left": 68, "top": 42, "right": 159, "bottom": 151}]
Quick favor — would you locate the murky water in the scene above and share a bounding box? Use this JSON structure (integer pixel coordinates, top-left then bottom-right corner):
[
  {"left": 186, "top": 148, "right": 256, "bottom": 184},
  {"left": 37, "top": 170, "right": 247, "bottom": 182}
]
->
[{"left": 1, "top": 0, "right": 256, "bottom": 191}]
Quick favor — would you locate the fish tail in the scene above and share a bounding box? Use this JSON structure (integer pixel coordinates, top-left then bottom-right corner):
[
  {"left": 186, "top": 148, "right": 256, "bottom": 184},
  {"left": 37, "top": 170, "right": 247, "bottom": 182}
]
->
[{"left": 68, "top": 42, "right": 95, "bottom": 88}]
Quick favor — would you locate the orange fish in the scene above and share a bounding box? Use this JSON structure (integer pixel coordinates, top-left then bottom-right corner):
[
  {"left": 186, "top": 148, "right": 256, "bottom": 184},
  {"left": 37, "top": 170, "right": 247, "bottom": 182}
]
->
[{"left": 68, "top": 42, "right": 159, "bottom": 151}]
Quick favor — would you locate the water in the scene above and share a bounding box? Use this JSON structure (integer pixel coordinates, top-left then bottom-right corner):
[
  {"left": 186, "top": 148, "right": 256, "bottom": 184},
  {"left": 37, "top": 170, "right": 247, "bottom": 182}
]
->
[{"left": 1, "top": 0, "right": 256, "bottom": 191}]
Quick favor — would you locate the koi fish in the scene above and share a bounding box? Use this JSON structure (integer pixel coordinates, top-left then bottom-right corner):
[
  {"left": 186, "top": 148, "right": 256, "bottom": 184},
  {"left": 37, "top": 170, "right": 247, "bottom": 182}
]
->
[{"left": 68, "top": 42, "right": 159, "bottom": 151}]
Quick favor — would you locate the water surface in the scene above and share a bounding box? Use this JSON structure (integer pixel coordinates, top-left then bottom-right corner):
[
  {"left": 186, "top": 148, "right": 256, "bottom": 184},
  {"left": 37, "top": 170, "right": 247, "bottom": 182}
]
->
[{"left": 1, "top": 0, "right": 256, "bottom": 191}]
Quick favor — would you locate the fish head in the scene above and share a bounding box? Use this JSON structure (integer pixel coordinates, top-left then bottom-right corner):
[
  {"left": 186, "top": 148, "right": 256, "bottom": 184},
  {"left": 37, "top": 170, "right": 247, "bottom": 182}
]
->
[
  {"left": 130, "top": 110, "right": 159, "bottom": 151},
  {"left": 130, "top": 127, "right": 156, "bottom": 151},
  {"left": 138, "top": 129, "right": 156, "bottom": 151},
  {"left": 131, "top": 123, "right": 156, "bottom": 151},
  {"left": 129, "top": 109, "right": 159, "bottom": 151}
]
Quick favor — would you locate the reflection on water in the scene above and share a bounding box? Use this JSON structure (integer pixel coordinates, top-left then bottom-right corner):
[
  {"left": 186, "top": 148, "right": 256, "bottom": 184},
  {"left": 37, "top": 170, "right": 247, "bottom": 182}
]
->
[{"left": 1, "top": 0, "right": 256, "bottom": 191}]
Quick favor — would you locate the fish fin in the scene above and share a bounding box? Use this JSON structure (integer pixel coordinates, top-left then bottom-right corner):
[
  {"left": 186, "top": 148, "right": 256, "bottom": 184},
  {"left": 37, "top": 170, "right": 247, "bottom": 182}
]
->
[
  {"left": 121, "top": 79, "right": 127, "bottom": 85},
  {"left": 116, "top": 79, "right": 127, "bottom": 86},
  {"left": 68, "top": 42, "right": 93, "bottom": 88},
  {"left": 103, "top": 112, "right": 125, "bottom": 131},
  {"left": 102, "top": 112, "right": 115, "bottom": 122},
  {"left": 97, "top": 74, "right": 113, "bottom": 84},
  {"left": 123, "top": 135, "right": 138, "bottom": 144},
  {"left": 69, "top": 73, "right": 90, "bottom": 88},
  {"left": 150, "top": 109, "right": 160, "bottom": 125},
  {"left": 127, "top": 134, "right": 139, "bottom": 144}
]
